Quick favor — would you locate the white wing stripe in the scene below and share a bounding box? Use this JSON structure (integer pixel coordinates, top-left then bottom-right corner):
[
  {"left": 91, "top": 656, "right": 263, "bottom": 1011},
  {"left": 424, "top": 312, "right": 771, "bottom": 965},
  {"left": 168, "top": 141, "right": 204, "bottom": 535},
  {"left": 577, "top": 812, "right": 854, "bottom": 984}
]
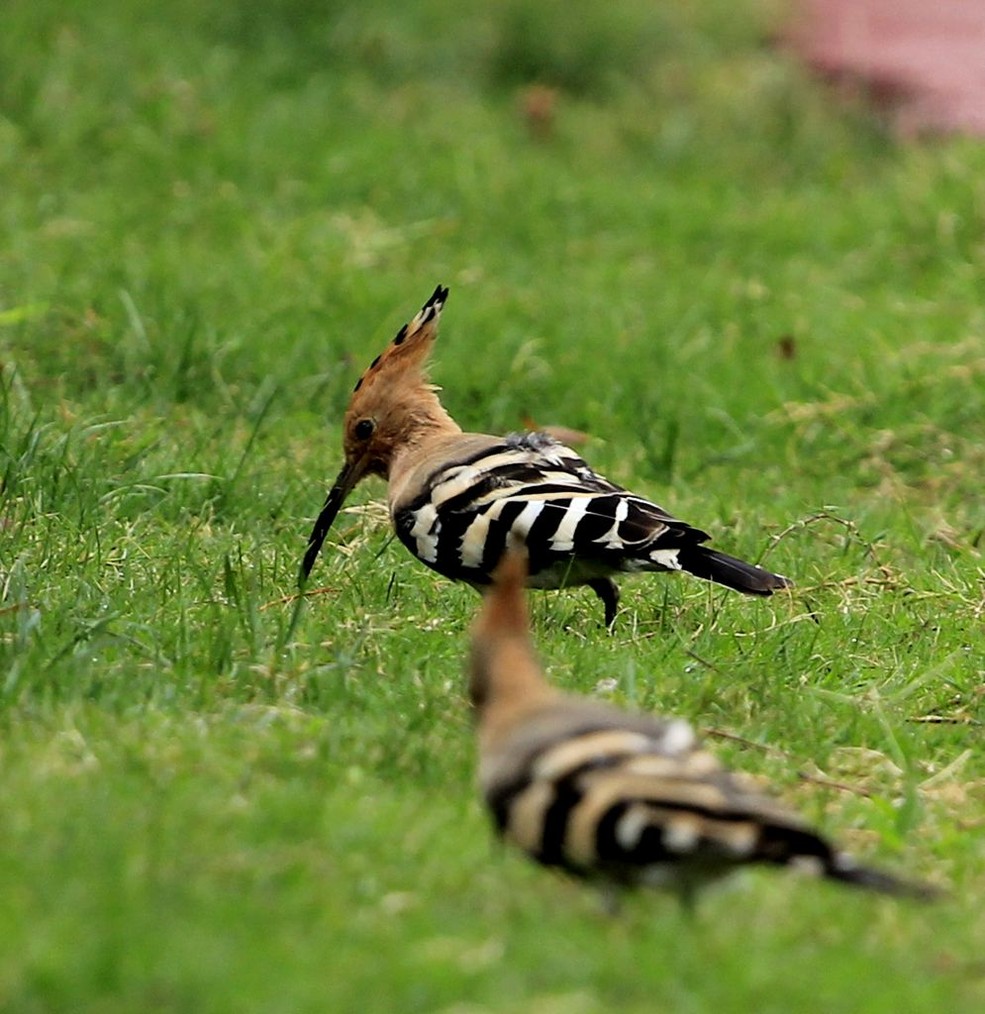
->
[
  {"left": 508, "top": 499, "right": 546, "bottom": 538},
  {"left": 550, "top": 497, "right": 590, "bottom": 552},
  {"left": 460, "top": 512, "right": 493, "bottom": 569},
  {"left": 409, "top": 502, "right": 440, "bottom": 563},
  {"left": 649, "top": 548, "right": 682, "bottom": 571},
  {"left": 429, "top": 464, "right": 479, "bottom": 508},
  {"left": 430, "top": 449, "right": 561, "bottom": 508}
]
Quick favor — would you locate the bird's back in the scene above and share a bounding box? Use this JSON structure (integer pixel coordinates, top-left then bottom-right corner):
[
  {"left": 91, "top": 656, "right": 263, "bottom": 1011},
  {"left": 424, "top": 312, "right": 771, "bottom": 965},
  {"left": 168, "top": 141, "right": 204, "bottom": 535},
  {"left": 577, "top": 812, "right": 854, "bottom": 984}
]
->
[
  {"left": 391, "top": 431, "right": 703, "bottom": 590},
  {"left": 478, "top": 693, "right": 824, "bottom": 891}
]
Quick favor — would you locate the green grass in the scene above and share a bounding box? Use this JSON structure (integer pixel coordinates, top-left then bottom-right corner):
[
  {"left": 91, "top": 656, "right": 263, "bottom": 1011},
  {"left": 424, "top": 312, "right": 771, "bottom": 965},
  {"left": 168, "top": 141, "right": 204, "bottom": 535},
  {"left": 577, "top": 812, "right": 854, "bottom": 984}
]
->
[{"left": 2, "top": 0, "right": 984, "bottom": 1009}]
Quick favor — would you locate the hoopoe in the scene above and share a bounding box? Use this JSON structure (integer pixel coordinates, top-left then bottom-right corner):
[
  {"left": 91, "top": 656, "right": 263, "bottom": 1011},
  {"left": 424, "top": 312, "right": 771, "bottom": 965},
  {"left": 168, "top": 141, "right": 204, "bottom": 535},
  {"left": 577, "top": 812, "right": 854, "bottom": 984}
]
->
[
  {"left": 469, "top": 551, "right": 936, "bottom": 907},
  {"left": 301, "top": 285, "right": 790, "bottom": 626}
]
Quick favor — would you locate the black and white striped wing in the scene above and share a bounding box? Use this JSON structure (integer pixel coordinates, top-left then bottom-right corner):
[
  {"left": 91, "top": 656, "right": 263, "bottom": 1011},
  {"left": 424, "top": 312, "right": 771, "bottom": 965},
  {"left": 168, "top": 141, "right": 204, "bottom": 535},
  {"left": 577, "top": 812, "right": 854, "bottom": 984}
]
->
[
  {"left": 394, "top": 433, "right": 709, "bottom": 587},
  {"left": 482, "top": 713, "right": 828, "bottom": 890}
]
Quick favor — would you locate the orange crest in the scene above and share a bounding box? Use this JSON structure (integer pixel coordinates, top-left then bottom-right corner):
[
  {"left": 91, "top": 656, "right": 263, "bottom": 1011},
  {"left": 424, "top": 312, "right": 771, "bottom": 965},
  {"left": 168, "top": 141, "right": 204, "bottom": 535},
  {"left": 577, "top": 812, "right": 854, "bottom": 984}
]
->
[
  {"left": 338, "top": 284, "right": 456, "bottom": 477},
  {"left": 347, "top": 284, "right": 448, "bottom": 407}
]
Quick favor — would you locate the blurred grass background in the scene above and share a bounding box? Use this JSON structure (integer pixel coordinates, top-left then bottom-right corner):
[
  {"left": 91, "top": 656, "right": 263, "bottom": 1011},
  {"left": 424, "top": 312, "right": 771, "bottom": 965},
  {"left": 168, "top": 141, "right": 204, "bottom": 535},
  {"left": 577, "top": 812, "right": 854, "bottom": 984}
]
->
[{"left": 1, "top": 0, "right": 984, "bottom": 1010}]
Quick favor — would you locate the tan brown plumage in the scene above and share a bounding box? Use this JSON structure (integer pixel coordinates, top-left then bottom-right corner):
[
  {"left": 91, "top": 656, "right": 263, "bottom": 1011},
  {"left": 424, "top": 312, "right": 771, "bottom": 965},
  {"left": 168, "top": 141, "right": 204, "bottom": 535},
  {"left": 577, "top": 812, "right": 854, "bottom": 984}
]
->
[
  {"left": 301, "top": 285, "right": 791, "bottom": 625},
  {"left": 468, "top": 551, "right": 937, "bottom": 907}
]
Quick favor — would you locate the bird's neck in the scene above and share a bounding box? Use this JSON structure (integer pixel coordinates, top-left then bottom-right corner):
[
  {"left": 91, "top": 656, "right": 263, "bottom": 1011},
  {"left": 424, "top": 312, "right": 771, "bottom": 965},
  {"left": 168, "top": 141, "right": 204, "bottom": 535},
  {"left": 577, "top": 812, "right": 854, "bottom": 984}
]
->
[
  {"left": 395, "top": 385, "right": 461, "bottom": 445},
  {"left": 470, "top": 638, "right": 558, "bottom": 728},
  {"left": 385, "top": 400, "right": 464, "bottom": 500}
]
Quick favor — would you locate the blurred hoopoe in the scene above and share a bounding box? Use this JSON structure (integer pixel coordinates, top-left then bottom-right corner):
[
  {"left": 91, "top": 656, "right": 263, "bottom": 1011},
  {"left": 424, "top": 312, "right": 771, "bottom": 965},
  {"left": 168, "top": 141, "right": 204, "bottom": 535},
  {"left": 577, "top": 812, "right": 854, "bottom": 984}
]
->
[
  {"left": 469, "top": 551, "right": 937, "bottom": 907},
  {"left": 301, "top": 285, "right": 790, "bottom": 626}
]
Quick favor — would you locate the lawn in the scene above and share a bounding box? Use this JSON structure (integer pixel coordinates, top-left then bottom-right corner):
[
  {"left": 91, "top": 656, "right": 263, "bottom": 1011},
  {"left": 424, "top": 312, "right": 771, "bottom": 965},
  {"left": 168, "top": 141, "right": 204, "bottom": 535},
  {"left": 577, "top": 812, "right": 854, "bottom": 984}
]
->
[{"left": 1, "top": 0, "right": 983, "bottom": 1010}]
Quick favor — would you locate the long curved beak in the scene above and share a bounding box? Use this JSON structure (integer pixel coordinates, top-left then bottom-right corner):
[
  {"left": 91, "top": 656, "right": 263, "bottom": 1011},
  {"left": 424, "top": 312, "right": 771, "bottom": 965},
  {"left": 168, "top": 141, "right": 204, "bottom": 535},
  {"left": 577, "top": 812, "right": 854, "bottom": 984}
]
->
[{"left": 299, "top": 458, "right": 363, "bottom": 585}]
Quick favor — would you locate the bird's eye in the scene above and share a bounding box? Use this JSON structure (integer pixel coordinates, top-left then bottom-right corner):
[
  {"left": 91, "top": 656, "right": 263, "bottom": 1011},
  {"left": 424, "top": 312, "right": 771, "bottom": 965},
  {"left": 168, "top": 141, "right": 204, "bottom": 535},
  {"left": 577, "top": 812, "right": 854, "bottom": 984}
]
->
[{"left": 354, "top": 418, "right": 375, "bottom": 441}]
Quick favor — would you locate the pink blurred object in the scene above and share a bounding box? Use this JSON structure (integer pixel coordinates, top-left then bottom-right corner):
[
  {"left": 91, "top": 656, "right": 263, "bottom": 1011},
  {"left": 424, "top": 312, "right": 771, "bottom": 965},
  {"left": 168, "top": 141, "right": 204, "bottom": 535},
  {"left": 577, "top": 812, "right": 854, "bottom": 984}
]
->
[{"left": 788, "top": 0, "right": 985, "bottom": 135}]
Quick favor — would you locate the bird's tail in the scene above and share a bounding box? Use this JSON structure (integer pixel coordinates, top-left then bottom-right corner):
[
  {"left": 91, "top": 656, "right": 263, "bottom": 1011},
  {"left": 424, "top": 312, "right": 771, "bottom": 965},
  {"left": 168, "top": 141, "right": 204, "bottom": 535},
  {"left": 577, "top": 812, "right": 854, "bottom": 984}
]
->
[
  {"left": 822, "top": 852, "right": 940, "bottom": 900},
  {"left": 759, "top": 824, "right": 939, "bottom": 900},
  {"left": 678, "top": 546, "right": 791, "bottom": 596}
]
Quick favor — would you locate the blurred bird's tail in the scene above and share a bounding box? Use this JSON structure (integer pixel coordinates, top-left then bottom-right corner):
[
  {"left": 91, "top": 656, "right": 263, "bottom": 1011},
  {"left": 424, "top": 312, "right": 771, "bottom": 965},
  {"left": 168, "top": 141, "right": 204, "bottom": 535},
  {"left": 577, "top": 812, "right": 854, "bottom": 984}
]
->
[
  {"left": 759, "top": 823, "right": 939, "bottom": 900},
  {"left": 823, "top": 853, "right": 940, "bottom": 900}
]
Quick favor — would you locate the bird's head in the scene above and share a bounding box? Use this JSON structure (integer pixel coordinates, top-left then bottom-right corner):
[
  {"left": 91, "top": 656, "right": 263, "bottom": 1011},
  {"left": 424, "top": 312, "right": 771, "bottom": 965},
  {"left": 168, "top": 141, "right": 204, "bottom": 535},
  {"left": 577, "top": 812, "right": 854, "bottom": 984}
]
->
[{"left": 300, "top": 285, "right": 453, "bottom": 582}]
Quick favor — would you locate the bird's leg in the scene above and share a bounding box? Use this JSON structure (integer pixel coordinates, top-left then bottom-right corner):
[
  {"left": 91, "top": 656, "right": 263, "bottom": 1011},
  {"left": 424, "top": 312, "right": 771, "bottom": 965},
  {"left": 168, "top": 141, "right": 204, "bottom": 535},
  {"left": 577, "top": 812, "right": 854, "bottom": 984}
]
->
[
  {"left": 675, "top": 878, "right": 700, "bottom": 920},
  {"left": 597, "top": 882, "right": 623, "bottom": 917},
  {"left": 587, "top": 578, "right": 620, "bottom": 629}
]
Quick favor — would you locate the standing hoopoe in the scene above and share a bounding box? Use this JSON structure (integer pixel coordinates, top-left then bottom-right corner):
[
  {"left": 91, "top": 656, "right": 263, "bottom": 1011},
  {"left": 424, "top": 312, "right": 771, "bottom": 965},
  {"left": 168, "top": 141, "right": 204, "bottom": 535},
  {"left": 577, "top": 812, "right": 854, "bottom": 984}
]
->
[
  {"left": 469, "top": 551, "right": 936, "bottom": 907},
  {"left": 301, "top": 285, "right": 790, "bottom": 626}
]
